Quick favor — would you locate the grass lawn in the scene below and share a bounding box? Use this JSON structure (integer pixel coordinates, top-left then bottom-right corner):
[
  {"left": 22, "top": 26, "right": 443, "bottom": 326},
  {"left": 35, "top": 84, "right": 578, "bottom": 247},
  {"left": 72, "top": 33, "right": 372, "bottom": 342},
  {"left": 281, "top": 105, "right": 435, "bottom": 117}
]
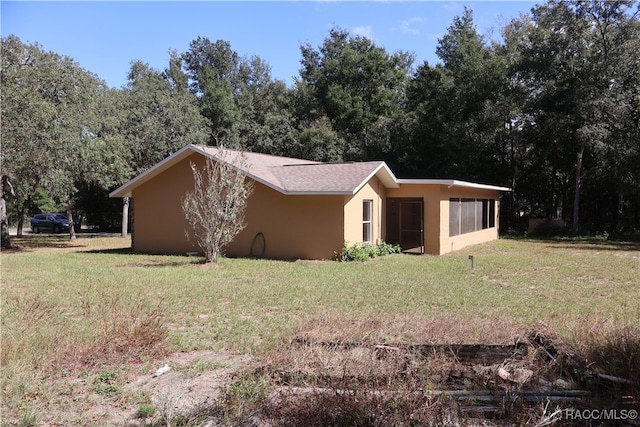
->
[{"left": 1, "top": 235, "right": 639, "bottom": 425}]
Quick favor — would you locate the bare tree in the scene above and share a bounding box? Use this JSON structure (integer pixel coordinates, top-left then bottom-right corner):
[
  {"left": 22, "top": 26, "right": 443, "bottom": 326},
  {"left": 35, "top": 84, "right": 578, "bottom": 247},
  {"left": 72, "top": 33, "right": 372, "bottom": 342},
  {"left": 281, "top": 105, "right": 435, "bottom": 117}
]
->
[{"left": 181, "top": 153, "right": 253, "bottom": 263}]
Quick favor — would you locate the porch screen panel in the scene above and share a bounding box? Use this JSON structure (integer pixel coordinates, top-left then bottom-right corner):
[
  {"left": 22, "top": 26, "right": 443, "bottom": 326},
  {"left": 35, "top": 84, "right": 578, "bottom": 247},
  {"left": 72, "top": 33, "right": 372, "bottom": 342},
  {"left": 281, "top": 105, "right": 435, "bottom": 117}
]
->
[
  {"left": 476, "top": 199, "right": 484, "bottom": 231},
  {"left": 449, "top": 198, "right": 460, "bottom": 237},
  {"left": 460, "top": 199, "right": 476, "bottom": 234}
]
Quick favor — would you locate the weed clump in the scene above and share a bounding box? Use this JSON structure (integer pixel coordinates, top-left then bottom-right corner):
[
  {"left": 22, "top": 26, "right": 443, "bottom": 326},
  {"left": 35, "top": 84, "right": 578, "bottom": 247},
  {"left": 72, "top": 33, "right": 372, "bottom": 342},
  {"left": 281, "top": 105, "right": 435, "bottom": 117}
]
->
[
  {"left": 335, "top": 241, "right": 401, "bottom": 262},
  {"left": 575, "top": 324, "right": 640, "bottom": 410},
  {"left": 94, "top": 370, "right": 119, "bottom": 396},
  {"left": 135, "top": 403, "right": 157, "bottom": 419}
]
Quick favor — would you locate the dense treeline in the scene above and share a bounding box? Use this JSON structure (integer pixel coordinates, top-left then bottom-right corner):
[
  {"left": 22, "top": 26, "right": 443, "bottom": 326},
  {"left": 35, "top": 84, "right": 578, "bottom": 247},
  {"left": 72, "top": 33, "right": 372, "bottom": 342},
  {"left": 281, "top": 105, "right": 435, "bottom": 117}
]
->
[{"left": 2, "top": 0, "right": 639, "bottom": 246}]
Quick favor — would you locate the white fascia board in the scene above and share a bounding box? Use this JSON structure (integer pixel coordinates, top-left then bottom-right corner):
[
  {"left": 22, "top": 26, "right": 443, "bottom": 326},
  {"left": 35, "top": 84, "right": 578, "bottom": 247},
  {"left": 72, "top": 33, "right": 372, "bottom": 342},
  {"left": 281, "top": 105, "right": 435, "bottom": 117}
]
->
[
  {"left": 396, "top": 179, "right": 511, "bottom": 192},
  {"left": 280, "top": 191, "right": 355, "bottom": 196},
  {"left": 352, "top": 162, "right": 400, "bottom": 195}
]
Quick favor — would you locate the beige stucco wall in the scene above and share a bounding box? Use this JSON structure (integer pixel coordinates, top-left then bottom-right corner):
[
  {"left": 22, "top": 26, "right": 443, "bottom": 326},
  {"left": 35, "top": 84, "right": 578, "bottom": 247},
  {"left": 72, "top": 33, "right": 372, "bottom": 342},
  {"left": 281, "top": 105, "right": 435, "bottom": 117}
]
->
[
  {"left": 131, "top": 153, "right": 344, "bottom": 259},
  {"left": 230, "top": 183, "right": 344, "bottom": 260},
  {"left": 132, "top": 152, "right": 202, "bottom": 255},
  {"left": 438, "top": 186, "right": 500, "bottom": 255},
  {"left": 343, "top": 177, "right": 386, "bottom": 246}
]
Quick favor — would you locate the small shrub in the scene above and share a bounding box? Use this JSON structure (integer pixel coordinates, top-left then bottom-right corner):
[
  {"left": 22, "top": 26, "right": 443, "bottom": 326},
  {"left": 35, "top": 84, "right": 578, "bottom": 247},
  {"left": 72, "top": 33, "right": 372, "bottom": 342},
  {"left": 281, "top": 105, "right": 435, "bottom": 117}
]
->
[
  {"left": 335, "top": 241, "right": 402, "bottom": 262},
  {"left": 376, "top": 241, "right": 402, "bottom": 256},
  {"left": 135, "top": 403, "right": 157, "bottom": 418},
  {"left": 94, "top": 370, "right": 119, "bottom": 396}
]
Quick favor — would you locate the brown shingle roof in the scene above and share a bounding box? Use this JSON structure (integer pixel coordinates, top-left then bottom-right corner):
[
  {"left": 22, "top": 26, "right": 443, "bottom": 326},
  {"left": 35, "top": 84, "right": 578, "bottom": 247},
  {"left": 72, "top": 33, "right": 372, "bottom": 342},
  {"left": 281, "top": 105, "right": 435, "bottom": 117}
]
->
[
  {"left": 272, "top": 162, "right": 387, "bottom": 193},
  {"left": 198, "top": 145, "right": 395, "bottom": 194}
]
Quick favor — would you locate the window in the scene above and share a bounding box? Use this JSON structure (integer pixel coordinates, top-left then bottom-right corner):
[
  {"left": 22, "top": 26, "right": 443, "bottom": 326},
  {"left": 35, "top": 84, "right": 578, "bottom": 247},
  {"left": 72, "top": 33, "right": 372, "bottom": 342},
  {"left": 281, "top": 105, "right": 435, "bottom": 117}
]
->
[
  {"left": 449, "top": 198, "right": 496, "bottom": 237},
  {"left": 363, "top": 200, "right": 373, "bottom": 243}
]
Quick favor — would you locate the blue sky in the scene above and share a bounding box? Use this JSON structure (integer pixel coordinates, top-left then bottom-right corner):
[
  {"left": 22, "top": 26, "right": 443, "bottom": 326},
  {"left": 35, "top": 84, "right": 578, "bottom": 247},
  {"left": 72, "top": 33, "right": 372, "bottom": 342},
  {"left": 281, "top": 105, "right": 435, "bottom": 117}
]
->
[{"left": 2, "top": 1, "right": 539, "bottom": 89}]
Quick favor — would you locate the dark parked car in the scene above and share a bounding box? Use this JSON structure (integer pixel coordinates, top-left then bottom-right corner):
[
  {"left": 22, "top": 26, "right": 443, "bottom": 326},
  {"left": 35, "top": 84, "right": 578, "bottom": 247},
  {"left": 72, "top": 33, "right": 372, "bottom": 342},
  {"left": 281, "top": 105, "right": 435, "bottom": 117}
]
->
[{"left": 30, "top": 213, "right": 79, "bottom": 234}]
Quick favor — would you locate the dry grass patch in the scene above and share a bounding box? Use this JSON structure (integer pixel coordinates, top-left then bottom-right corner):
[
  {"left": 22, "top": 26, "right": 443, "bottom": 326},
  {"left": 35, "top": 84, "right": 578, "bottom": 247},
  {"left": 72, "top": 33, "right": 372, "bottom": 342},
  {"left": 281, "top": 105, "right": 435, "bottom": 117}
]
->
[
  {"left": 2, "top": 290, "right": 167, "bottom": 375},
  {"left": 567, "top": 321, "right": 640, "bottom": 409},
  {"left": 1, "top": 295, "right": 169, "bottom": 426},
  {"left": 290, "top": 311, "right": 526, "bottom": 346}
]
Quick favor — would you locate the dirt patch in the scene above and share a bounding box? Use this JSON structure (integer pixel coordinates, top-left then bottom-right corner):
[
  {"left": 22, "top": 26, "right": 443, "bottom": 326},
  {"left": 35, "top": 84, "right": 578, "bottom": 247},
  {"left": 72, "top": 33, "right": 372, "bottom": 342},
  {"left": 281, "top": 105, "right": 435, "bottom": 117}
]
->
[{"left": 73, "top": 350, "right": 251, "bottom": 427}]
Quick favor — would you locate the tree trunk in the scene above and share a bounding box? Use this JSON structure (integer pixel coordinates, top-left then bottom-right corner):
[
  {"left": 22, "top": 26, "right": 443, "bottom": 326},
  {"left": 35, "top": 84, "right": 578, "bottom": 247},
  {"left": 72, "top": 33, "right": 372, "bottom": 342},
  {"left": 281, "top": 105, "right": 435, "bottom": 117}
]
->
[
  {"left": 16, "top": 206, "right": 24, "bottom": 237},
  {"left": 66, "top": 199, "right": 77, "bottom": 240},
  {"left": 122, "top": 197, "right": 129, "bottom": 237},
  {"left": 550, "top": 136, "right": 558, "bottom": 219},
  {"left": 1, "top": 176, "right": 10, "bottom": 249},
  {"left": 572, "top": 144, "right": 585, "bottom": 235}
]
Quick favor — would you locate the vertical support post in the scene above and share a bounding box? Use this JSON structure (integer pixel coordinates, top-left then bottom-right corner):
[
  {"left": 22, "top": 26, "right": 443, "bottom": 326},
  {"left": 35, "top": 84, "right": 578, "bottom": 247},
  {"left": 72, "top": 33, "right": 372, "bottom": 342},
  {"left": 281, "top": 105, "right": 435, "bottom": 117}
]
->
[{"left": 122, "top": 197, "right": 130, "bottom": 237}]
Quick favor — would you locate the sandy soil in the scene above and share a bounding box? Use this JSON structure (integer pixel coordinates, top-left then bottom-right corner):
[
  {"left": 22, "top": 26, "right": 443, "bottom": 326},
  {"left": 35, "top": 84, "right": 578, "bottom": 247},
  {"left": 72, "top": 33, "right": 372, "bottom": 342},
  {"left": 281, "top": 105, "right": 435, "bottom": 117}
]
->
[{"left": 83, "top": 350, "right": 250, "bottom": 426}]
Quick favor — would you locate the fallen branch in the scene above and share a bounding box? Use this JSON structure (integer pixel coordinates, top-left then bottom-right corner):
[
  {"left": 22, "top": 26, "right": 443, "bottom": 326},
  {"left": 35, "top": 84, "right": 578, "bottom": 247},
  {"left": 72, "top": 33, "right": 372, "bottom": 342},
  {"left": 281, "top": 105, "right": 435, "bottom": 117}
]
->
[{"left": 293, "top": 337, "right": 528, "bottom": 364}]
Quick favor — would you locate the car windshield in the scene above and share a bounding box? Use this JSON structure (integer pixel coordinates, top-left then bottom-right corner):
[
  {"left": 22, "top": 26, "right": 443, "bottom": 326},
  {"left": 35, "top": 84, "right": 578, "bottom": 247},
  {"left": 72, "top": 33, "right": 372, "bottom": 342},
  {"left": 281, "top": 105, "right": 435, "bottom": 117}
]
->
[{"left": 54, "top": 214, "right": 68, "bottom": 220}]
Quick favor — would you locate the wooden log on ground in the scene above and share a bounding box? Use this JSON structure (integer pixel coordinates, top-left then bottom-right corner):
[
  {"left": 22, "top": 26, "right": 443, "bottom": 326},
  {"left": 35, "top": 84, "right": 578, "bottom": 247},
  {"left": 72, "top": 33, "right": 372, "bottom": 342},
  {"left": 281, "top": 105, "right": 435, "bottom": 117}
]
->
[{"left": 292, "top": 337, "right": 528, "bottom": 364}]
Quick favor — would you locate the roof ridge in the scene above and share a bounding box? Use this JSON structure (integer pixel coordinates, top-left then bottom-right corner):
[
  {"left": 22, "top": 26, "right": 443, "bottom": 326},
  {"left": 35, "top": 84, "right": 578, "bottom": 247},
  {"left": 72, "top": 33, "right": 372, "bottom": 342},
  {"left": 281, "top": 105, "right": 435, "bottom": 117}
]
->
[
  {"left": 194, "top": 144, "right": 318, "bottom": 164},
  {"left": 279, "top": 160, "right": 384, "bottom": 167}
]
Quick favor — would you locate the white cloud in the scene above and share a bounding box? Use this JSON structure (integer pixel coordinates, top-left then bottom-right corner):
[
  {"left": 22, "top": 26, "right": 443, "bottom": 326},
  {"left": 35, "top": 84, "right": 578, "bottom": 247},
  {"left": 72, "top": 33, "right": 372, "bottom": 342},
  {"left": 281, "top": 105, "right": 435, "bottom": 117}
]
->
[
  {"left": 442, "top": 2, "right": 464, "bottom": 13},
  {"left": 352, "top": 25, "right": 374, "bottom": 40},
  {"left": 400, "top": 16, "right": 424, "bottom": 36}
]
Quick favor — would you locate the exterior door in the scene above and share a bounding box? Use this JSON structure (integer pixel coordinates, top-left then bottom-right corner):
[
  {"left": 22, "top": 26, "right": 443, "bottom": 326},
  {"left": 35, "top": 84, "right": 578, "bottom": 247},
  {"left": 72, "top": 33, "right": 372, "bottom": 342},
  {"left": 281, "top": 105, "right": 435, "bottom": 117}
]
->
[{"left": 385, "top": 198, "right": 424, "bottom": 254}]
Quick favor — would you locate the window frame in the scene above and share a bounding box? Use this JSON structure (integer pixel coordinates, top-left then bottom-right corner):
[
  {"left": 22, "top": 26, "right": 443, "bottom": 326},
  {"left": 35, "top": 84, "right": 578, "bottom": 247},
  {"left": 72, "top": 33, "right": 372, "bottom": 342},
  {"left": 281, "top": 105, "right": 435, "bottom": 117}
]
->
[{"left": 362, "top": 199, "right": 373, "bottom": 243}]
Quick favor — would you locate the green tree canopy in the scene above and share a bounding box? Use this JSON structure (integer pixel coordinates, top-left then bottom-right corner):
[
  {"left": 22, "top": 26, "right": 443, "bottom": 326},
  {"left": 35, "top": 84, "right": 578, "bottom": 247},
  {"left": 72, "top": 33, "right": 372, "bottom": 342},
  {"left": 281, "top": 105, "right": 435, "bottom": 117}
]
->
[
  {"left": 297, "top": 28, "right": 414, "bottom": 162},
  {"left": 1, "top": 35, "right": 109, "bottom": 237}
]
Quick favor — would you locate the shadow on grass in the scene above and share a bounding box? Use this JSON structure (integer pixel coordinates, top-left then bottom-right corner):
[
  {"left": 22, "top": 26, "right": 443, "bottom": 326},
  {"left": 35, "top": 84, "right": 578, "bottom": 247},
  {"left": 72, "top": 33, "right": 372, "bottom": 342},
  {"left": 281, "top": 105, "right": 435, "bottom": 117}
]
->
[
  {"left": 503, "top": 234, "right": 640, "bottom": 252},
  {"left": 3, "top": 235, "right": 86, "bottom": 252},
  {"left": 81, "top": 246, "right": 210, "bottom": 267},
  {"left": 119, "top": 258, "right": 209, "bottom": 268},
  {"left": 4, "top": 231, "right": 128, "bottom": 252},
  {"left": 84, "top": 247, "right": 134, "bottom": 255},
  {"left": 547, "top": 241, "right": 640, "bottom": 252}
]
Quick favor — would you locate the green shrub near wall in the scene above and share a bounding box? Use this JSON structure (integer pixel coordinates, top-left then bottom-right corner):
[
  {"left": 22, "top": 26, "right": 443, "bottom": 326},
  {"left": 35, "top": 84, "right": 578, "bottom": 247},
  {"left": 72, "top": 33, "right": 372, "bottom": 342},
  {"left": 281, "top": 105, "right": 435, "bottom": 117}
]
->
[{"left": 335, "top": 241, "right": 402, "bottom": 262}]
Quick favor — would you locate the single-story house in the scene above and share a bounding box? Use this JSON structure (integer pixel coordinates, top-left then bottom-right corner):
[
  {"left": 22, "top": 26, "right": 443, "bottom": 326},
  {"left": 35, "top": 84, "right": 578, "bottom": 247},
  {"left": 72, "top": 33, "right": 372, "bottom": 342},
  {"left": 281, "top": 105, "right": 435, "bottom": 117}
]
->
[{"left": 110, "top": 144, "right": 510, "bottom": 259}]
